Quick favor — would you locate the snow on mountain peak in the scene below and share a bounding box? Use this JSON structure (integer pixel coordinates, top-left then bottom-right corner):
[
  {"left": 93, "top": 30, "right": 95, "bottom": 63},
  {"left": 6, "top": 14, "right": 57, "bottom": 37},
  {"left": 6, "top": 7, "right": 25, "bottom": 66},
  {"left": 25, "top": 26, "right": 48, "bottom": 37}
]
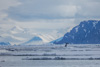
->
[
  {"left": 75, "top": 26, "right": 79, "bottom": 32},
  {"left": 82, "top": 24, "right": 84, "bottom": 27},
  {"left": 11, "top": 26, "right": 24, "bottom": 31},
  {"left": 38, "top": 34, "right": 55, "bottom": 42},
  {"left": 10, "top": 26, "right": 24, "bottom": 34},
  {"left": 93, "top": 21, "right": 98, "bottom": 28}
]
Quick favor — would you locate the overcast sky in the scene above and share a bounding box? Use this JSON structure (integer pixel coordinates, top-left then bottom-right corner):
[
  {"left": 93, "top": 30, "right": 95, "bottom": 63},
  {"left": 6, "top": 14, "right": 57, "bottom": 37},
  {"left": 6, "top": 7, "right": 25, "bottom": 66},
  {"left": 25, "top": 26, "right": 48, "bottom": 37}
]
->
[{"left": 0, "top": 0, "right": 100, "bottom": 33}]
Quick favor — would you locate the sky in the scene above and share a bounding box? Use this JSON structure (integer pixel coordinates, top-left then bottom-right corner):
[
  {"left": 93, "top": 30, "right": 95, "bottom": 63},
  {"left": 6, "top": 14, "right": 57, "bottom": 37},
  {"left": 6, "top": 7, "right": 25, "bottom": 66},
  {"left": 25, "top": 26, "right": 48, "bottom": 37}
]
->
[{"left": 0, "top": 0, "right": 100, "bottom": 34}]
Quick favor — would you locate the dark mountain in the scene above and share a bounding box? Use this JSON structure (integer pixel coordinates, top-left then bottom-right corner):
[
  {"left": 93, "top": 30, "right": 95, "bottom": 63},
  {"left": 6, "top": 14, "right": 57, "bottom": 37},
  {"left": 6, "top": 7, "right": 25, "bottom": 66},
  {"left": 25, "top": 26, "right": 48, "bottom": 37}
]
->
[
  {"left": 26, "top": 36, "right": 42, "bottom": 43},
  {"left": 53, "top": 20, "right": 100, "bottom": 44},
  {"left": 21, "top": 36, "right": 44, "bottom": 45},
  {"left": 0, "top": 42, "right": 11, "bottom": 45}
]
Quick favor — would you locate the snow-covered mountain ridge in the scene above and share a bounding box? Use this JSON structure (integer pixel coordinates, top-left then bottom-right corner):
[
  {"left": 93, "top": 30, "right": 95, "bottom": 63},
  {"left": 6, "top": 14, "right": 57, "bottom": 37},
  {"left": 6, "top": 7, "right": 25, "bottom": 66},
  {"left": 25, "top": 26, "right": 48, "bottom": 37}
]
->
[
  {"left": 0, "top": 25, "right": 65, "bottom": 45},
  {"left": 53, "top": 20, "right": 100, "bottom": 44}
]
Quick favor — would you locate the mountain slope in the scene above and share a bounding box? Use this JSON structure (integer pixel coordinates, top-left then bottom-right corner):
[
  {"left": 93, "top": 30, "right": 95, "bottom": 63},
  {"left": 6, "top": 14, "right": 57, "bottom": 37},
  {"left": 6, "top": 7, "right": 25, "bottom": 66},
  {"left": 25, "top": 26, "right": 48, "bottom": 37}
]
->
[
  {"left": 53, "top": 20, "right": 100, "bottom": 44},
  {"left": 0, "top": 42, "right": 11, "bottom": 45},
  {"left": 0, "top": 25, "right": 69, "bottom": 45},
  {"left": 25, "top": 36, "right": 42, "bottom": 43},
  {"left": 21, "top": 36, "right": 44, "bottom": 45},
  {"left": 50, "top": 37, "right": 63, "bottom": 43},
  {"left": 10, "top": 26, "right": 24, "bottom": 34}
]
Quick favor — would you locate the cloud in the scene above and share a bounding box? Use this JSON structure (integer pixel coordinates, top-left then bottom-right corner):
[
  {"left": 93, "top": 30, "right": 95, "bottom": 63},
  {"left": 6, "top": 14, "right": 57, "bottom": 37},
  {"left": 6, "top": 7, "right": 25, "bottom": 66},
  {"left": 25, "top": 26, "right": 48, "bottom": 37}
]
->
[
  {"left": 0, "top": 0, "right": 20, "bottom": 10},
  {"left": 13, "top": 18, "right": 76, "bottom": 35},
  {"left": 77, "top": 0, "right": 100, "bottom": 19},
  {"left": 0, "top": 0, "right": 20, "bottom": 29},
  {"left": 0, "top": 0, "right": 100, "bottom": 34},
  {"left": 0, "top": 0, "right": 21, "bottom": 18},
  {"left": 7, "top": 0, "right": 78, "bottom": 21},
  {"left": 15, "top": 19, "right": 75, "bottom": 29},
  {"left": 0, "top": 0, "right": 21, "bottom": 21},
  {"left": 6, "top": 0, "right": 100, "bottom": 21},
  {"left": 1, "top": 0, "right": 100, "bottom": 44}
]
